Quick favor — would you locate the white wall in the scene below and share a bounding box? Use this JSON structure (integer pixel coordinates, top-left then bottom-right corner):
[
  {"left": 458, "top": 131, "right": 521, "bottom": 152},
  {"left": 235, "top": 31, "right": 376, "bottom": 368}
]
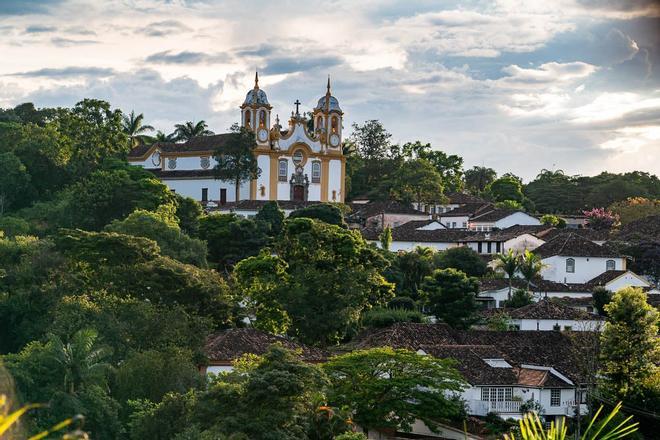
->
[
  {"left": 164, "top": 178, "right": 250, "bottom": 202},
  {"left": 328, "top": 159, "right": 342, "bottom": 202},
  {"left": 440, "top": 215, "right": 470, "bottom": 228},
  {"left": 371, "top": 240, "right": 458, "bottom": 252},
  {"left": 478, "top": 288, "right": 594, "bottom": 308},
  {"left": 494, "top": 212, "right": 541, "bottom": 229},
  {"left": 512, "top": 318, "right": 603, "bottom": 331},
  {"left": 541, "top": 256, "right": 626, "bottom": 284},
  {"left": 605, "top": 272, "right": 650, "bottom": 291},
  {"left": 504, "top": 234, "right": 546, "bottom": 253},
  {"left": 366, "top": 213, "right": 430, "bottom": 229},
  {"left": 255, "top": 154, "right": 271, "bottom": 201}
]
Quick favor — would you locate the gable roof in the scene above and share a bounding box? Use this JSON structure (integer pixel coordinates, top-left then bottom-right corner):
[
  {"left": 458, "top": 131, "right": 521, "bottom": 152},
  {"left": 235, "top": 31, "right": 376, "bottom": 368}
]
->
[
  {"left": 205, "top": 328, "right": 327, "bottom": 363},
  {"left": 128, "top": 133, "right": 233, "bottom": 158},
  {"left": 507, "top": 299, "right": 603, "bottom": 321},
  {"left": 421, "top": 345, "right": 518, "bottom": 385},
  {"left": 348, "top": 200, "right": 428, "bottom": 219},
  {"left": 471, "top": 209, "right": 524, "bottom": 222},
  {"left": 613, "top": 214, "right": 660, "bottom": 243},
  {"left": 361, "top": 221, "right": 478, "bottom": 242},
  {"left": 540, "top": 228, "right": 611, "bottom": 243},
  {"left": 351, "top": 323, "right": 459, "bottom": 350},
  {"left": 441, "top": 202, "right": 493, "bottom": 217},
  {"left": 533, "top": 233, "right": 621, "bottom": 258}
]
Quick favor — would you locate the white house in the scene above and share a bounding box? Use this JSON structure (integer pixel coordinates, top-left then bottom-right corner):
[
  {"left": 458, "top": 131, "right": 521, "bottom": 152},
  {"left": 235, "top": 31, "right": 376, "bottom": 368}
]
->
[
  {"left": 505, "top": 300, "right": 604, "bottom": 332},
  {"left": 129, "top": 73, "right": 346, "bottom": 205},
  {"left": 469, "top": 209, "right": 541, "bottom": 231},
  {"left": 362, "top": 220, "right": 467, "bottom": 252},
  {"left": 348, "top": 200, "right": 430, "bottom": 229},
  {"left": 534, "top": 233, "right": 626, "bottom": 284}
]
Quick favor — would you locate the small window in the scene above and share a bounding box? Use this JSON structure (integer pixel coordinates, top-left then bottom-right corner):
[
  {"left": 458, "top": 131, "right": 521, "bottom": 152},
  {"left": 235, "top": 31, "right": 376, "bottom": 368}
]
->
[
  {"left": 566, "top": 258, "right": 575, "bottom": 273},
  {"left": 244, "top": 111, "right": 251, "bottom": 127},
  {"left": 278, "top": 160, "right": 288, "bottom": 182},
  {"left": 462, "top": 222, "right": 467, "bottom": 228},
  {"left": 452, "top": 222, "right": 457, "bottom": 228},
  {"left": 332, "top": 190, "right": 337, "bottom": 201},
  {"left": 259, "top": 110, "right": 266, "bottom": 127},
  {"left": 606, "top": 259, "right": 615, "bottom": 271},
  {"left": 331, "top": 116, "right": 338, "bottom": 132},
  {"left": 564, "top": 325, "right": 572, "bottom": 331},
  {"left": 259, "top": 185, "right": 266, "bottom": 197},
  {"left": 201, "top": 188, "right": 208, "bottom": 202},
  {"left": 292, "top": 150, "right": 304, "bottom": 166},
  {"left": 553, "top": 324, "right": 561, "bottom": 331},
  {"left": 312, "top": 161, "right": 321, "bottom": 183},
  {"left": 550, "top": 389, "right": 561, "bottom": 407}
]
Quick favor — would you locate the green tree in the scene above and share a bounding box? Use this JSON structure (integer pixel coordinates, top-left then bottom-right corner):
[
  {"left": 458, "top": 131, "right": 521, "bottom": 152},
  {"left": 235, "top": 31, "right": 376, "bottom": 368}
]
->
[
  {"left": 122, "top": 110, "right": 154, "bottom": 148},
  {"left": 487, "top": 176, "right": 525, "bottom": 203},
  {"left": 234, "top": 218, "right": 393, "bottom": 345},
  {"left": 379, "top": 226, "right": 392, "bottom": 251},
  {"left": 422, "top": 268, "right": 479, "bottom": 329},
  {"left": 388, "top": 159, "right": 445, "bottom": 204},
  {"left": 350, "top": 120, "right": 391, "bottom": 161},
  {"left": 48, "top": 328, "right": 112, "bottom": 394},
  {"left": 0, "top": 152, "right": 32, "bottom": 214},
  {"left": 593, "top": 286, "right": 612, "bottom": 316},
  {"left": 502, "top": 289, "right": 533, "bottom": 308},
  {"left": 199, "top": 214, "right": 268, "bottom": 270},
  {"left": 494, "top": 199, "right": 523, "bottom": 210},
  {"left": 105, "top": 206, "right": 208, "bottom": 267},
  {"left": 524, "top": 169, "right": 582, "bottom": 214},
  {"left": 173, "top": 120, "right": 214, "bottom": 141},
  {"left": 324, "top": 347, "right": 467, "bottom": 434},
  {"left": 539, "top": 214, "right": 561, "bottom": 226},
  {"left": 433, "top": 246, "right": 488, "bottom": 277},
  {"left": 387, "top": 247, "right": 434, "bottom": 300},
  {"left": 464, "top": 166, "right": 496, "bottom": 194},
  {"left": 599, "top": 287, "right": 660, "bottom": 403},
  {"left": 255, "top": 201, "right": 285, "bottom": 236},
  {"left": 609, "top": 197, "right": 660, "bottom": 225},
  {"left": 214, "top": 123, "right": 260, "bottom": 202},
  {"left": 288, "top": 203, "right": 346, "bottom": 227},
  {"left": 175, "top": 194, "right": 204, "bottom": 236},
  {"left": 518, "top": 250, "right": 545, "bottom": 291},
  {"left": 493, "top": 249, "right": 520, "bottom": 300}
]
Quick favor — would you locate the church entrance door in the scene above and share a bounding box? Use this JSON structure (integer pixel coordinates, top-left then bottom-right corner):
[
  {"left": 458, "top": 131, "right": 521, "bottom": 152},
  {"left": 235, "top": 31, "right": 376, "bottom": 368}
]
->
[{"left": 292, "top": 185, "right": 305, "bottom": 201}]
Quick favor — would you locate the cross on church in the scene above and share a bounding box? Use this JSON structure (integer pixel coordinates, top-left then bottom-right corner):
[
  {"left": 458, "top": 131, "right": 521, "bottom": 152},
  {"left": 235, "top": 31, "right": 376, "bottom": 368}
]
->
[{"left": 294, "top": 99, "right": 301, "bottom": 116}]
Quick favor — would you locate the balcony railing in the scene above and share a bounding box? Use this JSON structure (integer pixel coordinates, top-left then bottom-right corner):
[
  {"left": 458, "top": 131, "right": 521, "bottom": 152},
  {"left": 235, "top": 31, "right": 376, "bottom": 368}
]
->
[{"left": 468, "top": 400, "right": 522, "bottom": 415}]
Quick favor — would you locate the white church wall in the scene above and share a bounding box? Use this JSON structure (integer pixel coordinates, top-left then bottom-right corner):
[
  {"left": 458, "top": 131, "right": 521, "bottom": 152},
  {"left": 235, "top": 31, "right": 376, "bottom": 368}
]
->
[
  {"left": 541, "top": 256, "right": 626, "bottom": 284},
  {"left": 256, "top": 155, "right": 270, "bottom": 201},
  {"left": 164, "top": 155, "right": 216, "bottom": 171},
  {"left": 164, "top": 178, "right": 233, "bottom": 202},
  {"left": 328, "top": 159, "right": 342, "bottom": 201}
]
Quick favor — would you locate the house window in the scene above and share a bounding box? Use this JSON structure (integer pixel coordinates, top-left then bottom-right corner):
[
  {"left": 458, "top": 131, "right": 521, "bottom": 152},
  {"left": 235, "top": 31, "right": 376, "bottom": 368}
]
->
[
  {"left": 332, "top": 190, "right": 337, "bottom": 201},
  {"left": 311, "top": 161, "right": 321, "bottom": 183},
  {"left": 462, "top": 222, "right": 467, "bottom": 228},
  {"left": 430, "top": 206, "right": 436, "bottom": 214},
  {"left": 487, "top": 242, "right": 492, "bottom": 253},
  {"left": 201, "top": 188, "right": 208, "bottom": 202},
  {"left": 278, "top": 160, "right": 288, "bottom": 182},
  {"left": 478, "top": 242, "right": 483, "bottom": 253},
  {"left": 564, "top": 325, "right": 572, "bottom": 331},
  {"left": 550, "top": 389, "right": 561, "bottom": 407},
  {"left": 481, "top": 387, "right": 513, "bottom": 402},
  {"left": 606, "top": 259, "right": 615, "bottom": 271},
  {"left": 566, "top": 258, "right": 575, "bottom": 273},
  {"left": 452, "top": 222, "right": 457, "bottom": 228},
  {"left": 496, "top": 242, "right": 501, "bottom": 253}
]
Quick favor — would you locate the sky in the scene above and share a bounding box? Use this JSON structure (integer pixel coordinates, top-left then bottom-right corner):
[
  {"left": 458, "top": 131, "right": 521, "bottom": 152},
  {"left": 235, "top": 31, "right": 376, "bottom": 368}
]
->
[{"left": 1, "top": 0, "right": 659, "bottom": 181}]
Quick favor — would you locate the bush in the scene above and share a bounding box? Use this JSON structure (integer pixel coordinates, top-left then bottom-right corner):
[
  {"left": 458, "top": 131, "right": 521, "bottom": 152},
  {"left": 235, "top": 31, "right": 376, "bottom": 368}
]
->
[
  {"left": 0, "top": 216, "right": 31, "bottom": 237},
  {"left": 361, "top": 307, "right": 426, "bottom": 328},
  {"left": 335, "top": 433, "right": 367, "bottom": 440},
  {"left": 387, "top": 296, "right": 415, "bottom": 310},
  {"left": 502, "top": 289, "right": 533, "bottom": 308}
]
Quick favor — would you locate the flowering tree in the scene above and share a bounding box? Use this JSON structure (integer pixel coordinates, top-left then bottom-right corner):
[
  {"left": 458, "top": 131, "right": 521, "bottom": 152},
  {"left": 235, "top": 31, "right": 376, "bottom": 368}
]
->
[{"left": 583, "top": 207, "right": 619, "bottom": 230}]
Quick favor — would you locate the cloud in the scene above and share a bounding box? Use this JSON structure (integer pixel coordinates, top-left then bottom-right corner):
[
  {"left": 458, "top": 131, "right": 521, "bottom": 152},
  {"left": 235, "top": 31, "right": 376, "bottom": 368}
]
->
[
  {"left": 51, "top": 37, "right": 99, "bottom": 47},
  {"left": 145, "top": 50, "right": 230, "bottom": 65},
  {"left": 0, "top": 0, "right": 63, "bottom": 15},
  {"left": 577, "top": 0, "right": 660, "bottom": 17},
  {"left": 7, "top": 66, "right": 116, "bottom": 78},
  {"left": 137, "top": 20, "right": 191, "bottom": 37},
  {"left": 263, "top": 56, "right": 344, "bottom": 75},
  {"left": 500, "top": 62, "right": 598, "bottom": 85},
  {"left": 25, "top": 25, "right": 57, "bottom": 33}
]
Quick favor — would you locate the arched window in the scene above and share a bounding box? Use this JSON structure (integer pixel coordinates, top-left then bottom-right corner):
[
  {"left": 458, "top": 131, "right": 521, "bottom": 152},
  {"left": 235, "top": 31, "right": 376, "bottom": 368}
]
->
[
  {"left": 566, "top": 258, "right": 575, "bottom": 273},
  {"left": 317, "top": 116, "right": 323, "bottom": 129},
  {"left": 244, "top": 111, "right": 251, "bottom": 128},
  {"left": 278, "top": 159, "right": 288, "bottom": 182},
  {"left": 606, "top": 259, "right": 616, "bottom": 271},
  {"left": 311, "top": 161, "right": 321, "bottom": 183},
  {"left": 331, "top": 116, "right": 338, "bottom": 133},
  {"left": 259, "top": 110, "right": 266, "bottom": 127}
]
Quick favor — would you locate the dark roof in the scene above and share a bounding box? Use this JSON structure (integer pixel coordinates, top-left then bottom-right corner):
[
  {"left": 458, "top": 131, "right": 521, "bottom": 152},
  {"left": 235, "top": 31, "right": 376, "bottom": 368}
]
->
[
  {"left": 348, "top": 200, "right": 428, "bottom": 219},
  {"left": 613, "top": 214, "right": 660, "bottom": 243},
  {"left": 477, "top": 224, "right": 555, "bottom": 241},
  {"left": 533, "top": 233, "right": 621, "bottom": 258},
  {"left": 440, "top": 203, "right": 493, "bottom": 217},
  {"left": 421, "top": 345, "right": 518, "bottom": 385},
  {"left": 533, "top": 279, "right": 592, "bottom": 293},
  {"left": 351, "top": 323, "right": 459, "bottom": 350},
  {"left": 471, "top": 209, "right": 523, "bottom": 222},
  {"left": 361, "top": 221, "right": 478, "bottom": 242},
  {"left": 128, "top": 133, "right": 233, "bottom": 158},
  {"left": 508, "top": 299, "right": 603, "bottom": 321},
  {"left": 478, "top": 278, "right": 527, "bottom": 292},
  {"left": 586, "top": 270, "right": 628, "bottom": 286},
  {"left": 541, "top": 228, "right": 611, "bottom": 243},
  {"left": 205, "top": 328, "right": 327, "bottom": 362},
  {"left": 445, "top": 192, "right": 487, "bottom": 205}
]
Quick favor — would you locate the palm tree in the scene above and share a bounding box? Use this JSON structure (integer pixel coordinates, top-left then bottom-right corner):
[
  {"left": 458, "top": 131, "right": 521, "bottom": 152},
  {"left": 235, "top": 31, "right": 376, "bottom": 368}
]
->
[
  {"left": 173, "top": 120, "right": 214, "bottom": 141},
  {"left": 464, "top": 166, "right": 497, "bottom": 193},
  {"left": 494, "top": 249, "right": 519, "bottom": 300},
  {"left": 518, "top": 250, "right": 546, "bottom": 292},
  {"left": 149, "top": 130, "right": 177, "bottom": 144},
  {"left": 122, "top": 110, "right": 154, "bottom": 148},
  {"left": 49, "top": 328, "right": 112, "bottom": 394}
]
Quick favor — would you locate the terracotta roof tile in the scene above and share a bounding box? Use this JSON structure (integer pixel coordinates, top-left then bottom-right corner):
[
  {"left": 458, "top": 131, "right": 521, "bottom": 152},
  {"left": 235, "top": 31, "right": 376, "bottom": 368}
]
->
[
  {"left": 533, "top": 233, "right": 621, "bottom": 258},
  {"left": 507, "top": 299, "right": 603, "bottom": 321}
]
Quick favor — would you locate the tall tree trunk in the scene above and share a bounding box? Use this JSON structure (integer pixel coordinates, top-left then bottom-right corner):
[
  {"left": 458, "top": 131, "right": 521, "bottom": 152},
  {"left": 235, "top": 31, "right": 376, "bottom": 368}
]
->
[{"left": 235, "top": 177, "right": 240, "bottom": 203}]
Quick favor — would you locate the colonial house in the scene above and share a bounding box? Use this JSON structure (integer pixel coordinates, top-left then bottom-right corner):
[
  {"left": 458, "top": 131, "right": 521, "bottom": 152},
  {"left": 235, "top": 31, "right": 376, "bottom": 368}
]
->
[
  {"left": 534, "top": 233, "right": 626, "bottom": 284},
  {"left": 128, "top": 73, "right": 346, "bottom": 206},
  {"left": 504, "top": 300, "right": 604, "bottom": 332},
  {"left": 202, "top": 328, "right": 326, "bottom": 375},
  {"left": 438, "top": 202, "right": 492, "bottom": 229},
  {"left": 347, "top": 200, "right": 429, "bottom": 229},
  {"left": 361, "top": 220, "right": 467, "bottom": 252},
  {"left": 416, "top": 192, "right": 488, "bottom": 215},
  {"left": 353, "top": 323, "right": 589, "bottom": 428},
  {"left": 469, "top": 209, "right": 541, "bottom": 232}
]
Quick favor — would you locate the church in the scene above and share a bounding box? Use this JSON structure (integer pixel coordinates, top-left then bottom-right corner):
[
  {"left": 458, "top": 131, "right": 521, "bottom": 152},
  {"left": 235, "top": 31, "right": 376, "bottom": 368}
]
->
[{"left": 128, "top": 73, "right": 346, "bottom": 208}]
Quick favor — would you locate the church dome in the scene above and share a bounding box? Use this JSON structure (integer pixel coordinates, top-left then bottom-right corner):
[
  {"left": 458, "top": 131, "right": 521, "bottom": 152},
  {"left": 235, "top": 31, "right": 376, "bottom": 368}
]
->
[
  {"left": 243, "top": 88, "right": 269, "bottom": 106},
  {"left": 314, "top": 95, "right": 341, "bottom": 112}
]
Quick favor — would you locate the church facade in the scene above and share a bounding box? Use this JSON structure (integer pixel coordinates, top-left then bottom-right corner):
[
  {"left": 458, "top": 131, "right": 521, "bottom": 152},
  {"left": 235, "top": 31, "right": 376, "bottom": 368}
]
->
[{"left": 128, "top": 74, "right": 346, "bottom": 207}]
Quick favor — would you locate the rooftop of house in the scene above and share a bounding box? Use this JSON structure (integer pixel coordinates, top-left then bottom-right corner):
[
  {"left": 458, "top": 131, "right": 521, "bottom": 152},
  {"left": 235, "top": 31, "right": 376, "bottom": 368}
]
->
[
  {"left": 348, "top": 200, "right": 428, "bottom": 220},
  {"left": 205, "top": 328, "right": 327, "bottom": 363},
  {"left": 361, "top": 221, "right": 479, "bottom": 242},
  {"left": 507, "top": 299, "right": 604, "bottom": 321},
  {"left": 533, "top": 232, "right": 621, "bottom": 258},
  {"left": 128, "top": 133, "right": 233, "bottom": 158},
  {"left": 612, "top": 214, "right": 660, "bottom": 243},
  {"left": 440, "top": 202, "right": 494, "bottom": 217},
  {"left": 540, "top": 228, "right": 611, "bottom": 243},
  {"left": 470, "top": 208, "right": 527, "bottom": 223}
]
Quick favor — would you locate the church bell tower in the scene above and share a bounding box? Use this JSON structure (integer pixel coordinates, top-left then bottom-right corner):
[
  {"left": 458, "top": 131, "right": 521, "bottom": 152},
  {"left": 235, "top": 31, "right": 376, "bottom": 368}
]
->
[
  {"left": 313, "top": 76, "right": 343, "bottom": 151},
  {"left": 240, "top": 72, "right": 272, "bottom": 147}
]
